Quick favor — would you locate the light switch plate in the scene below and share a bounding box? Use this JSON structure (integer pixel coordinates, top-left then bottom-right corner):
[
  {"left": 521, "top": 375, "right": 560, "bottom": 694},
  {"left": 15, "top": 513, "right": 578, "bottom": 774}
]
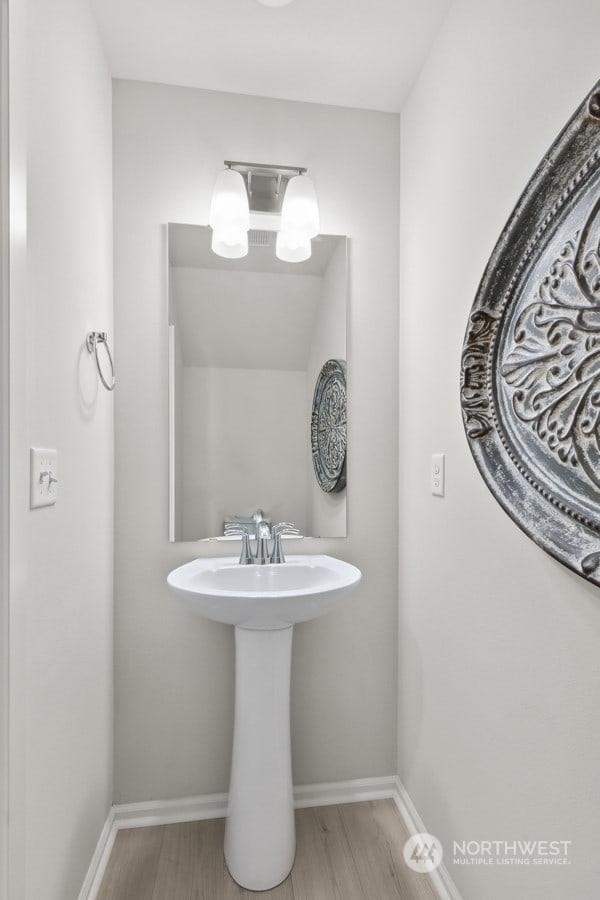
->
[
  {"left": 30, "top": 447, "right": 58, "bottom": 508},
  {"left": 431, "top": 452, "right": 445, "bottom": 497}
]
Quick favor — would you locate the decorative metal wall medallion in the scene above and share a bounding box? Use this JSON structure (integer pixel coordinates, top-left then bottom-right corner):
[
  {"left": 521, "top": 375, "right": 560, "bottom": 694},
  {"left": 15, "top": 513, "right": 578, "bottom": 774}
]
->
[
  {"left": 311, "top": 359, "right": 347, "bottom": 493},
  {"left": 461, "top": 81, "right": 600, "bottom": 585}
]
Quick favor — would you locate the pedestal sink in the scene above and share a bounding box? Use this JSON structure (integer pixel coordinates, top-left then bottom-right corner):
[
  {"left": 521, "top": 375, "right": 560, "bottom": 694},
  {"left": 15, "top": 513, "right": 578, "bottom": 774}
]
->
[{"left": 167, "top": 554, "right": 361, "bottom": 890}]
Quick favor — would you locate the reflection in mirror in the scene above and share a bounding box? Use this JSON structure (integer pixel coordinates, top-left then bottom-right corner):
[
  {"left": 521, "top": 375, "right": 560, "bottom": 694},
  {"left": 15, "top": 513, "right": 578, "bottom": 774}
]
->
[{"left": 168, "top": 224, "right": 348, "bottom": 542}]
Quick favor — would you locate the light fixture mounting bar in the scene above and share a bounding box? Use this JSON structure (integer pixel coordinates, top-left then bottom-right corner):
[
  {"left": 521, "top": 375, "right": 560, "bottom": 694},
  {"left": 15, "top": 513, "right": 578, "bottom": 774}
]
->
[
  {"left": 222, "top": 160, "right": 308, "bottom": 215},
  {"left": 224, "top": 161, "right": 307, "bottom": 176}
]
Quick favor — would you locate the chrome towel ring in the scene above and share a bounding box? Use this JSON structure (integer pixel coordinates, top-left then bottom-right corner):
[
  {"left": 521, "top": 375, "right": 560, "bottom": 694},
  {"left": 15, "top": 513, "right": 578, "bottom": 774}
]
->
[{"left": 86, "top": 332, "right": 115, "bottom": 391}]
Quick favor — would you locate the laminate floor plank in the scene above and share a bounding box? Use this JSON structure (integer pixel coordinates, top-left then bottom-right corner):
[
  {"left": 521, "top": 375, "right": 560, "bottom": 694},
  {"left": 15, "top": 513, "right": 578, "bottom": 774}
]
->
[
  {"left": 151, "top": 821, "right": 209, "bottom": 900},
  {"left": 96, "top": 825, "right": 165, "bottom": 900},
  {"left": 339, "top": 800, "right": 438, "bottom": 900},
  {"left": 292, "top": 805, "right": 365, "bottom": 900},
  {"left": 374, "top": 799, "right": 439, "bottom": 900},
  {"left": 199, "top": 820, "right": 251, "bottom": 900},
  {"left": 151, "top": 818, "right": 296, "bottom": 900},
  {"left": 97, "top": 801, "right": 440, "bottom": 900}
]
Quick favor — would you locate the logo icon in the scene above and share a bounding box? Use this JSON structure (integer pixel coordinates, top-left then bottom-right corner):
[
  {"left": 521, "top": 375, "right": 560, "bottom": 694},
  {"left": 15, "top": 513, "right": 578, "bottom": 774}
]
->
[{"left": 403, "top": 833, "right": 444, "bottom": 874}]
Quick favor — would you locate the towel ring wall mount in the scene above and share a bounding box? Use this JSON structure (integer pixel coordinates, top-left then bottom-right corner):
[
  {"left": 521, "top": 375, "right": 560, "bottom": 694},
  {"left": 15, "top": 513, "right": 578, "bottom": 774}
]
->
[{"left": 86, "top": 331, "right": 115, "bottom": 391}]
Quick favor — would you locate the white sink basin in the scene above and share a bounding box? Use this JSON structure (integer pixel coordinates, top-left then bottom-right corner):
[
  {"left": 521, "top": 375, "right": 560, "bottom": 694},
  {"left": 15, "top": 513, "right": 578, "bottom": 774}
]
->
[
  {"left": 166, "top": 552, "right": 361, "bottom": 890},
  {"left": 167, "top": 553, "right": 361, "bottom": 630}
]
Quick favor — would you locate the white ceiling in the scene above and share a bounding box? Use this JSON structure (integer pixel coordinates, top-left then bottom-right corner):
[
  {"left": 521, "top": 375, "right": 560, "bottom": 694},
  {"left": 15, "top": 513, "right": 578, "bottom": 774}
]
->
[{"left": 90, "top": 0, "right": 451, "bottom": 113}]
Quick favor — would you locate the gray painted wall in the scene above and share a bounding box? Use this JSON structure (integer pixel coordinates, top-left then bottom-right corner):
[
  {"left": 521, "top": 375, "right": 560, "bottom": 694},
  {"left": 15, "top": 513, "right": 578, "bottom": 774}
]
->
[
  {"left": 113, "top": 80, "right": 400, "bottom": 802},
  {"left": 399, "top": 1, "right": 600, "bottom": 898},
  {"left": 8, "top": 1, "right": 114, "bottom": 897}
]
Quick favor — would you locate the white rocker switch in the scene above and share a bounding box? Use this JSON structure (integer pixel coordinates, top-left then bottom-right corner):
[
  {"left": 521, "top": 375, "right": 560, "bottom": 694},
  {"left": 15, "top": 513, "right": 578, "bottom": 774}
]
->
[
  {"left": 30, "top": 447, "right": 58, "bottom": 509},
  {"left": 431, "top": 452, "right": 445, "bottom": 497}
]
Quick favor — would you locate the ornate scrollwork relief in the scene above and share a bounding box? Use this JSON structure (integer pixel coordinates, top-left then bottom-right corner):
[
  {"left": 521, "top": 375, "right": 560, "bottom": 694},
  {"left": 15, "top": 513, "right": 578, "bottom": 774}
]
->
[
  {"left": 311, "top": 359, "right": 347, "bottom": 493},
  {"left": 461, "top": 310, "right": 498, "bottom": 439},
  {"left": 499, "top": 203, "right": 600, "bottom": 486},
  {"left": 460, "top": 83, "right": 600, "bottom": 585}
]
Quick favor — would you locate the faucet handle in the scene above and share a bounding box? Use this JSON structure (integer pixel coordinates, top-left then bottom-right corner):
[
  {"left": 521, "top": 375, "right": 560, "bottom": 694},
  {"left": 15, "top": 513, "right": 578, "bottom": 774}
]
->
[
  {"left": 270, "top": 522, "right": 300, "bottom": 564},
  {"left": 224, "top": 524, "right": 253, "bottom": 565},
  {"left": 272, "top": 522, "right": 300, "bottom": 536}
]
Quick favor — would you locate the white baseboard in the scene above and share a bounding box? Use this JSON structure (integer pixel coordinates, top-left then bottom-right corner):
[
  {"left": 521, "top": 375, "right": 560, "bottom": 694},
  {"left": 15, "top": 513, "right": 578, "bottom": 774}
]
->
[
  {"left": 80, "top": 775, "right": 461, "bottom": 900},
  {"left": 110, "top": 774, "right": 401, "bottom": 831},
  {"left": 393, "top": 777, "right": 463, "bottom": 900},
  {"left": 113, "top": 790, "right": 229, "bottom": 830},
  {"left": 294, "top": 774, "right": 399, "bottom": 808},
  {"left": 76, "top": 808, "right": 116, "bottom": 900}
]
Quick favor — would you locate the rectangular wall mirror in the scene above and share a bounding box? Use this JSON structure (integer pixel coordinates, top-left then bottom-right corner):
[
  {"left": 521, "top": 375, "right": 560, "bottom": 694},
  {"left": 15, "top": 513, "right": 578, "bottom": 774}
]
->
[{"left": 168, "top": 223, "right": 348, "bottom": 542}]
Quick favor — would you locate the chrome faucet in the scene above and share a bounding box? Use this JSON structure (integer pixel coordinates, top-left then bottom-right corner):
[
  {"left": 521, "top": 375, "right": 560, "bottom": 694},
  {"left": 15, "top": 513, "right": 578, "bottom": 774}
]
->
[
  {"left": 252, "top": 509, "right": 268, "bottom": 534},
  {"left": 225, "top": 520, "right": 300, "bottom": 564},
  {"left": 224, "top": 524, "right": 254, "bottom": 564},
  {"left": 254, "top": 521, "right": 272, "bottom": 565},
  {"left": 270, "top": 523, "right": 300, "bottom": 564}
]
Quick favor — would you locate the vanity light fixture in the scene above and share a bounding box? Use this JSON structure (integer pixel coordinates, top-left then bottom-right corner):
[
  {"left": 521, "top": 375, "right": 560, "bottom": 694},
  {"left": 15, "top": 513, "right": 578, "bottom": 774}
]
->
[
  {"left": 276, "top": 172, "right": 320, "bottom": 262},
  {"left": 208, "top": 166, "right": 250, "bottom": 259},
  {"left": 275, "top": 231, "right": 311, "bottom": 263},
  {"left": 208, "top": 161, "right": 319, "bottom": 262}
]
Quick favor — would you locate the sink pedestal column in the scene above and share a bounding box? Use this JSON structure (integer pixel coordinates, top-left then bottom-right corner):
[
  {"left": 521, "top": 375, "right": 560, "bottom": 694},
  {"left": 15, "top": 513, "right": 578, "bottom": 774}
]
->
[{"left": 224, "top": 625, "right": 295, "bottom": 890}]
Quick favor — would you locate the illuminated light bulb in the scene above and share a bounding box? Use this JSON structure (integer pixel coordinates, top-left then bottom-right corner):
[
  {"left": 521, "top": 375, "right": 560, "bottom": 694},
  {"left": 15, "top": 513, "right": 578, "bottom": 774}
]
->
[
  {"left": 211, "top": 227, "right": 248, "bottom": 259},
  {"left": 280, "top": 174, "right": 319, "bottom": 241},
  {"left": 275, "top": 230, "right": 311, "bottom": 263},
  {"left": 209, "top": 168, "right": 249, "bottom": 235}
]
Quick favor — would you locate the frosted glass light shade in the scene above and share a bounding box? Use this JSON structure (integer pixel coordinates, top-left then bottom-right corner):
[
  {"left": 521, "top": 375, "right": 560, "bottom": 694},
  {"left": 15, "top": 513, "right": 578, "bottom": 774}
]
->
[
  {"left": 212, "top": 228, "right": 248, "bottom": 259},
  {"left": 209, "top": 168, "right": 250, "bottom": 235},
  {"left": 280, "top": 174, "right": 319, "bottom": 240},
  {"left": 275, "top": 231, "right": 311, "bottom": 263}
]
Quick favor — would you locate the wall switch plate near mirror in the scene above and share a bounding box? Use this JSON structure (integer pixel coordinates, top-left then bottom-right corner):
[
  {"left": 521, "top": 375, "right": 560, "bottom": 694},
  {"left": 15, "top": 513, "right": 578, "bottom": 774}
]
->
[{"left": 167, "top": 223, "right": 348, "bottom": 542}]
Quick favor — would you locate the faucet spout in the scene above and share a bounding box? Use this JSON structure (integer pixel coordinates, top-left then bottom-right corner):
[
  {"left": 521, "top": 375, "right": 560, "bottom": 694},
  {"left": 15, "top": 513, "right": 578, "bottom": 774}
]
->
[{"left": 254, "top": 521, "right": 271, "bottom": 565}]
